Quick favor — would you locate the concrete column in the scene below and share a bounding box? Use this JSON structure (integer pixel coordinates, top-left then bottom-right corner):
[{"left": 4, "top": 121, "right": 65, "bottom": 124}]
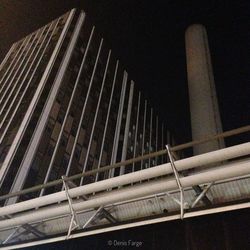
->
[{"left": 185, "top": 24, "right": 225, "bottom": 155}]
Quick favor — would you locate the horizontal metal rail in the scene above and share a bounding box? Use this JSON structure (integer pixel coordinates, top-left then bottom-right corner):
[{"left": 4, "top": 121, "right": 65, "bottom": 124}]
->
[
  {"left": 2, "top": 201, "right": 249, "bottom": 250},
  {"left": 0, "top": 125, "right": 249, "bottom": 202}
]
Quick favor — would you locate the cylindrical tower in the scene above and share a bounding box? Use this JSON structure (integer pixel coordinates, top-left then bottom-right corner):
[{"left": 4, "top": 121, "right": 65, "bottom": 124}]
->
[{"left": 185, "top": 24, "right": 224, "bottom": 155}]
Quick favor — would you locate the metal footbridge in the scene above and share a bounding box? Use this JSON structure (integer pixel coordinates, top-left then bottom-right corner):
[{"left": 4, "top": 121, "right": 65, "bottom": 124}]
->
[{"left": 0, "top": 126, "right": 249, "bottom": 249}]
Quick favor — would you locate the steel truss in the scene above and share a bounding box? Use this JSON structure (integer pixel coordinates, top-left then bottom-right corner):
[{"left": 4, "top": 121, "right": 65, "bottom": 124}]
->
[{"left": 0, "top": 133, "right": 249, "bottom": 248}]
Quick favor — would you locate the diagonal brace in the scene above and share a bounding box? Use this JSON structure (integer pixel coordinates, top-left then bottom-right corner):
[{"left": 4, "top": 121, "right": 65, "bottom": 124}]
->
[
  {"left": 97, "top": 207, "right": 118, "bottom": 223},
  {"left": 191, "top": 182, "right": 214, "bottom": 208},
  {"left": 82, "top": 206, "right": 103, "bottom": 229},
  {"left": 166, "top": 145, "right": 186, "bottom": 219},
  {"left": 62, "top": 176, "right": 79, "bottom": 239}
]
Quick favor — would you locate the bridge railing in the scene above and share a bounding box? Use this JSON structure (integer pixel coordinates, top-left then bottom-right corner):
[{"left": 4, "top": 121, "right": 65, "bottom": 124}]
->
[{"left": 0, "top": 125, "right": 249, "bottom": 203}]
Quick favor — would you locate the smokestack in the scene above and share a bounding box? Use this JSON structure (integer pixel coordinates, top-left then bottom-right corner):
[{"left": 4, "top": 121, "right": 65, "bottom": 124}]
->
[{"left": 185, "top": 24, "right": 225, "bottom": 155}]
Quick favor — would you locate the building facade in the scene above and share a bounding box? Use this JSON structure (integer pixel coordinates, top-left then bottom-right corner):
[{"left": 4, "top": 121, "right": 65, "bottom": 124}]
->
[{"left": 0, "top": 9, "right": 170, "bottom": 206}]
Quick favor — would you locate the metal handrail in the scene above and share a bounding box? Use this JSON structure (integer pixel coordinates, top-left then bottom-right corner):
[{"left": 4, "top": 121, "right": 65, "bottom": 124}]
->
[{"left": 0, "top": 125, "right": 249, "bottom": 202}]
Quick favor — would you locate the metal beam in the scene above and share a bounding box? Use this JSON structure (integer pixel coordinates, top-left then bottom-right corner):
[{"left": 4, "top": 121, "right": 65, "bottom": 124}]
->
[
  {"left": 63, "top": 179, "right": 118, "bottom": 224},
  {"left": 0, "top": 126, "right": 249, "bottom": 203},
  {"left": 120, "top": 81, "right": 134, "bottom": 176},
  {"left": 109, "top": 71, "right": 127, "bottom": 178},
  {"left": 62, "top": 176, "right": 79, "bottom": 238},
  {"left": 95, "top": 60, "right": 119, "bottom": 182},
  {"left": 2, "top": 215, "right": 45, "bottom": 244},
  {"left": 64, "top": 26, "right": 95, "bottom": 178},
  {"left": 2, "top": 222, "right": 45, "bottom": 245},
  {"left": 80, "top": 49, "right": 111, "bottom": 184},
  {"left": 191, "top": 183, "right": 213, "bottom": 208},
  {"left": 0, "top": 143, "right": 249, "bottom": 218},
  {"left": 166, "top": 145, "right": 186, "bottom": 219},
  {"left": 1, "top": 157, "right": 249, "bottom": 229},
  {"left": 1, "top": 201, "right": 250, "bottom": 250}
]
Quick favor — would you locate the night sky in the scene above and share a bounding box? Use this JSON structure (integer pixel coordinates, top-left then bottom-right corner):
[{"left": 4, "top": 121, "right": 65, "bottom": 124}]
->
[{"left": 0, "top": 0, "right": 249, "bottom": 144}]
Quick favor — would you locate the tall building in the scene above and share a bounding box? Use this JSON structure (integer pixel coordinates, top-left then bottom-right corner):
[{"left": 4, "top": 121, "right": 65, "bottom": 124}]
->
[{"left": 0, "top": 9, "right": 170, "bottom": 206}]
